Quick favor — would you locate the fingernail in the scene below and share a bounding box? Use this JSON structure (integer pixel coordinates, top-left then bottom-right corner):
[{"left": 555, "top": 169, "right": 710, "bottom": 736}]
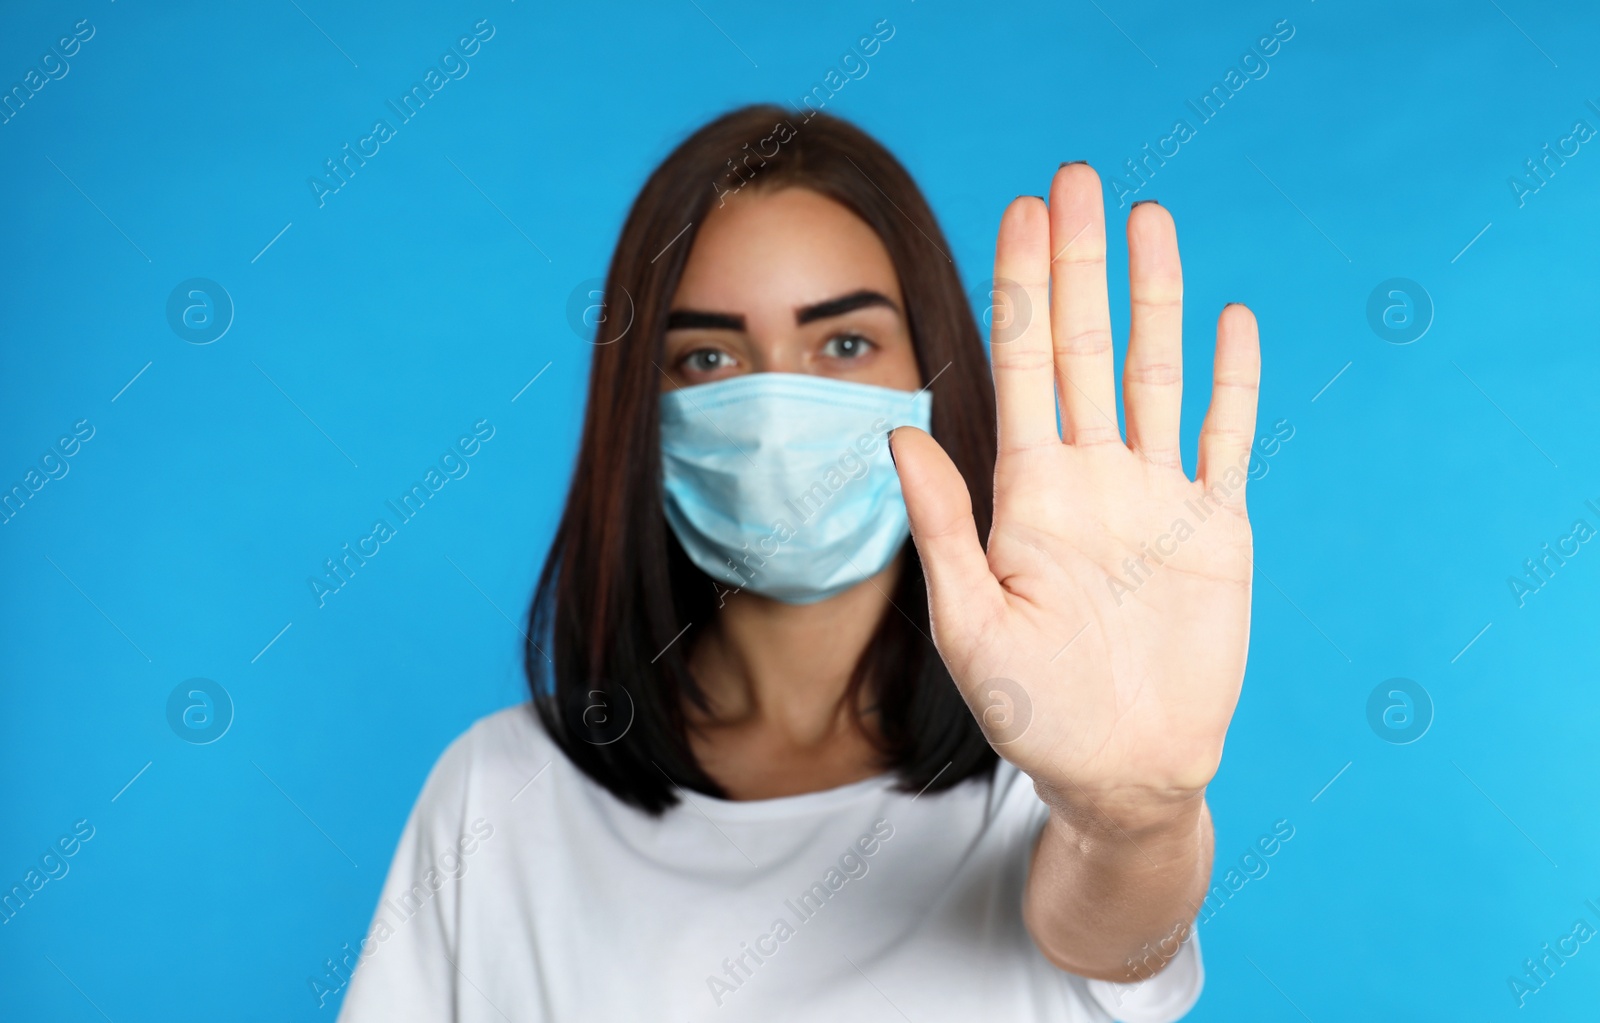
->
[
  {"left": 1132, "top": 199, "right": 1161, "bottom": 208},
  {"left": 1017, "top": 195, "right": 1044, "bottom": 201},
  {"left": 1060, "top": 160, "right": 1088, "bottom": 167},
  {"left": 886, "top": 429, "right": 897, "bottom": 466}
]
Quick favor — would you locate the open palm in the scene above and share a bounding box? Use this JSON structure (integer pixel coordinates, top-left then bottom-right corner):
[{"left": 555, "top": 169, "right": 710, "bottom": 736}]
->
[{"left": 891, "top": 163, "right": 1260, "bottom": 810}]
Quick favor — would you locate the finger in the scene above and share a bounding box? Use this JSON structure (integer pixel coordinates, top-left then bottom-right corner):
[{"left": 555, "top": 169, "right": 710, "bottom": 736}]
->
[
  {"left": 1048, "top": 163, "right": 1120, "bottom": 447},
  {"left": 888, "top": 426, "right": 1005, "bottom": 653},
  {"left": 1197, "top": 304, "right": 1261, "bottom": 506},
  {"left": 990, "top": 197, "right": 1057, "bottom": 452},
  {"left": 1123, "top": 201, "right": 1184, "bottom": 469}
]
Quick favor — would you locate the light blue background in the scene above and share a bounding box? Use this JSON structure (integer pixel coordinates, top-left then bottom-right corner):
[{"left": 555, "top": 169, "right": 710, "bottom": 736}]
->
[{"left": 3, "top": 0, "right": 1598, "bottom": 1019}]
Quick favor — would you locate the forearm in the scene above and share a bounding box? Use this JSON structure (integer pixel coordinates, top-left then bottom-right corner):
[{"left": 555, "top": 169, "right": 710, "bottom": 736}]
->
[{"left": 1022, "top": 783, "right": 1213, "bottom": 983}]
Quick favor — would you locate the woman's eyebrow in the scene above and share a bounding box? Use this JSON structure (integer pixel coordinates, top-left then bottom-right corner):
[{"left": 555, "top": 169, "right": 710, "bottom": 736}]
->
[
  {"left": 665, "top": 309, "right": 745, "bottom": 331},
  {"left": 796, "top": 289, "right": 900, "bottom": 325}
]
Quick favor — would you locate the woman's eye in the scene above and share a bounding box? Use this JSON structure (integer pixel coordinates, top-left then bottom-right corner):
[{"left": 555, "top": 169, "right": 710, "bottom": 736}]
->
[
  {"left": 684, "top": 349, "right": 734, "bottom": 373},
  {"left": 822, "top": 334, "right": 874, "bottom": 359}
]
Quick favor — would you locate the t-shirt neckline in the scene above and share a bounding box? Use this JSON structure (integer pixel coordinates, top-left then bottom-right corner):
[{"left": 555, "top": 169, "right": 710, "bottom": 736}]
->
[{"left": 672, "top": 770, "right": 900, "bottom": 823}]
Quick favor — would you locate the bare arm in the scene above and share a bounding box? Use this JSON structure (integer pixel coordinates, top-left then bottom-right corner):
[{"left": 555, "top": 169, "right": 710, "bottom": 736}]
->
[{"left": 1023, "top": 786, "right": 1211, "bottom": 982}]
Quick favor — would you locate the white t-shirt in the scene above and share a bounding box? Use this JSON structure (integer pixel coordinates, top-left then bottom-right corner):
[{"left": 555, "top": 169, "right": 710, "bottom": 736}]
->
[{"left": 337, "top": 703, "right": 1203, "bottom": 1022}]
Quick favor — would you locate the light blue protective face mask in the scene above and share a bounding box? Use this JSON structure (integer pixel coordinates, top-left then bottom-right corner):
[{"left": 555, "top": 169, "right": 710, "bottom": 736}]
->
[{"left": 659, "top": 372, "right": 933, "bottom": 605}]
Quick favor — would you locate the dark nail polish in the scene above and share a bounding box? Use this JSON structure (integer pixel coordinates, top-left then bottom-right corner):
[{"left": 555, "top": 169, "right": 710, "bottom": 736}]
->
[
  {"left": 886, "top": 430, "right": 897, "bottom": 466},
  {"left": 1060, "top": 160, "right": 1088, "bottom": 167},
  {"left": 1132, "top": 199, "right": 1161, "bottom": 208}
]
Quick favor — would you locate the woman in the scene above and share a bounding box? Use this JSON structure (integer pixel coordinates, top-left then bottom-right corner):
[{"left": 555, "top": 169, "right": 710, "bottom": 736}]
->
[{"left": 339, "top": 104, "right": 1259, "bottom": 1022}]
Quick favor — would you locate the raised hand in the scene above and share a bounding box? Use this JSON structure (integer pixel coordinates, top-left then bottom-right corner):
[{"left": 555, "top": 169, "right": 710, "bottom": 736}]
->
[{"left": 890, "top": 163, "right": 1260, "bottom": 823}]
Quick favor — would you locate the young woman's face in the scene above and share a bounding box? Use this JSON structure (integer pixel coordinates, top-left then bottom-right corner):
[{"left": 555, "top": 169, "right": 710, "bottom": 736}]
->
[{"left": 660, "top": 186, "right": 922, "bottom": 392}]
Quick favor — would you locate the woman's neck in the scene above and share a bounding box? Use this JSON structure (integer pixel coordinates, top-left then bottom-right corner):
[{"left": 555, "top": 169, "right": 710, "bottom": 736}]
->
[{"left": 684, "top": 557, "right": 902, "bottom": 799}]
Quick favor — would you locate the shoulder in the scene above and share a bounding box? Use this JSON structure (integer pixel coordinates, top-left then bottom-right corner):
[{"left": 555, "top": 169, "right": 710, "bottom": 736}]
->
[{"left": 411, "top": 702, "right": 556, "bottom": 820}]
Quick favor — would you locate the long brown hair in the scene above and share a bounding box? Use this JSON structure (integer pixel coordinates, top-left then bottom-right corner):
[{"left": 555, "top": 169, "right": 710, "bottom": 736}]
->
[{"left": 527, "top": 104, "right": 998, "bottom": 814}]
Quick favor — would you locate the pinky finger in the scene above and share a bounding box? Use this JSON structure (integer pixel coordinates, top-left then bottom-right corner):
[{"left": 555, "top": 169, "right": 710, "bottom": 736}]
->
[{"left": 1196, "top": 304, "right": 1261, "bottom": 503}]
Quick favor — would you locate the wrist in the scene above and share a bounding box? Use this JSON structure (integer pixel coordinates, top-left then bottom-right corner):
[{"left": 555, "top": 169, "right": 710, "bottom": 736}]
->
[{"left": 1033, "top": 778, "right": 1209, "bottom": 844}]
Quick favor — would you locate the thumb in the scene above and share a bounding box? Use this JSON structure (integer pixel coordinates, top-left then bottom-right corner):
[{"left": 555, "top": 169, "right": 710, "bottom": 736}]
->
[{"left": 889, "top": 426, "right": 1004, "bottom": 652}]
